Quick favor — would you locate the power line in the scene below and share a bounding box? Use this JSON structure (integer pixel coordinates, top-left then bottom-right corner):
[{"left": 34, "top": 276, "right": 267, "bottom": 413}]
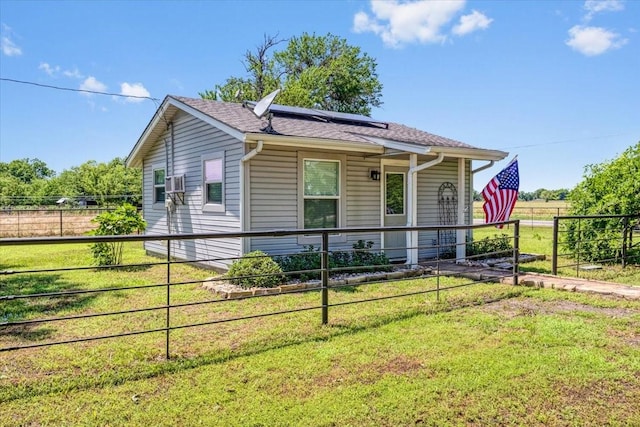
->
[{"left": 0, "top": 77, "right": 161, "bottom": 101}]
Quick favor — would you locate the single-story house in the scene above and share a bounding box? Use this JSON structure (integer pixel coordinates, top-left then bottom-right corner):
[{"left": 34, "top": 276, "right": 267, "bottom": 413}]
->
[{"left": 126, "top": 95, "right": 508, "bottom": 270}]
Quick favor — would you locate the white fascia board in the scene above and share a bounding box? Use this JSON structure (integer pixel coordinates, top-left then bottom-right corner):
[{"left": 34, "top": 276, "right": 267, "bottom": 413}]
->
[
  {"left": 244, "top": 133, "right": 384, "bottom": 154},
  {"left": 168, "top": 97, "right": 245, "bottom": 141},
  {"left": 360, "top": 135, "right": 432, "bottom": 155},
  {"left": 126, "top": 97, "right": 245, "bottom": 168},
  {"left": 430, "top": 146, "right": 508, "bottom": 161}
]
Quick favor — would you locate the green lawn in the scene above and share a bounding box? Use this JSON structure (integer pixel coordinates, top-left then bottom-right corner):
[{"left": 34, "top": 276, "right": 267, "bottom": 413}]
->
[{"left": 1, "top": 241, "right": 639, "bottom": 426}]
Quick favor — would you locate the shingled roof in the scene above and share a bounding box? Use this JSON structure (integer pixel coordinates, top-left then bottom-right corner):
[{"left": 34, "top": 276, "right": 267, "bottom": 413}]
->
[
  {"left": 127, "top": 95, "right": 507, "bottom": 167},
  {"left": 173, "top": 96, "right": 473, "bottom": 149}
]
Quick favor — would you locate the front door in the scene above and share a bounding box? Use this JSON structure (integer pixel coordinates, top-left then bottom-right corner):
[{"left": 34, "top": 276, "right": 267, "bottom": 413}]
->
[{"left": 383, "top": 168, "right": 407, "bottom": 261}]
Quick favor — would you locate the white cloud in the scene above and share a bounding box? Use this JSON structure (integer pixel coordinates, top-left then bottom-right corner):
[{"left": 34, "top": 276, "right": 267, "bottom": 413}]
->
[
  {"left": 584, "top": 0, "right": 624, "bottom": 21},
  {"left": 79, "top": 76, "right": 107, "bottom": 95},
  {"left": 452, "top": 10, "right": 493, "bottom": 36},
  {"left": 39, "top": 62, "right": 60, "bottom": 76},
  {"left": 1, "top": 24, "right": 22, "bottom": 56},
  {"left": 63, "top": 68, "right": 83, "bottom": 79},
  {"left": 566, "top": 25, "right": 627, "bottom": 56},
  {"left": 120, "top": 82, "right": 150, "bottom": 103},
  {"left": 353, "top": 0, "right": 467, "bottom": 47}
]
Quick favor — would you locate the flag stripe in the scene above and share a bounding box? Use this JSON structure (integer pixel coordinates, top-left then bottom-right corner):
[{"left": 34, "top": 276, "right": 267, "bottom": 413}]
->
[{"left": 482, "top": 159, "right": 519, "bottom": 228}]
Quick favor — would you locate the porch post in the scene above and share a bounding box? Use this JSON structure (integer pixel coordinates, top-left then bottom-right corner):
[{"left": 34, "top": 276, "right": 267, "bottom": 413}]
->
[
  {"left": 456, "top": 158, "right": 466, "bottom": 262},
  {"left": 407, "top": 154, "right": 418, "bottom": 266}
]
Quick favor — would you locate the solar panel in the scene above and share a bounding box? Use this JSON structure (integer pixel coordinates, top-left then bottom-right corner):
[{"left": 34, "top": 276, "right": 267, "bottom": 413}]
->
[{"left": 245, "top": 101, "right": 388, "bottom": 128}]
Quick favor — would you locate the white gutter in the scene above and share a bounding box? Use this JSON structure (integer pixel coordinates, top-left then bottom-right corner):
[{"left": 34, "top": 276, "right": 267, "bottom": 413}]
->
[
  {"left": 406, "top": 152, "right": 445, "bottom": 266},
  {"left": 239, "top": 140, "right": 264, "bottom": 256},
  {"left": 472, "top": 160, "right": 495, "bottom": 174}
]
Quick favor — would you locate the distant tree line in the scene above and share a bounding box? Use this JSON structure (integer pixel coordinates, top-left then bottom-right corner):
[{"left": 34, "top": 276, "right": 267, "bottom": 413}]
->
[
  {"left": 472, "top": 188, "right": 570, "bottom": 202},
  {"left": 0, "top": 158, "right": 141, "bottom": 207}
]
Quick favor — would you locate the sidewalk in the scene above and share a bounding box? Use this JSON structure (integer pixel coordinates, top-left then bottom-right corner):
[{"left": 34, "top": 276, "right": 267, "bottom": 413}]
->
[
  {"left": 506, "top": 273, "right": 640, "bottom": 299},
  {"left": 431, "top": 260, "right": 640, "bottom": 300}
]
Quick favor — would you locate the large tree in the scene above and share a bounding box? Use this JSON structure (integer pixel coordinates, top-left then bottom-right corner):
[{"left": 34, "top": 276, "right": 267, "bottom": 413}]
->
[
  {"left": 564, "top": 142, "right": 640, "bottom": 263},
  {"left": 200, "top": 33, "right": 383, "bottom": 116}
]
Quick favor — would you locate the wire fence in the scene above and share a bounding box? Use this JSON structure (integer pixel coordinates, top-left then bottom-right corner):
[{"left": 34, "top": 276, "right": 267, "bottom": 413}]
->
[
  {"left": 0, "top": 208, "right": 122, "bottom": 238},
  {"left": 0, "top": 221, "right": 520, "bottom": 360}
]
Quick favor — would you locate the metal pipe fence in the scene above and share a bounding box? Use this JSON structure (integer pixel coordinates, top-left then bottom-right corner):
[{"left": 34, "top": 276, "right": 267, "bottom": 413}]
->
[
  {"left": 1, "top": 221, "right": 519, "bottom": 360},
  {"left": 551, "top": 214, "right": 640, "bottom": 276}
]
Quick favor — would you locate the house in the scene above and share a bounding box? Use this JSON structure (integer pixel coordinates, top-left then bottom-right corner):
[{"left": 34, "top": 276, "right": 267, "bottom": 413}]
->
[{"left": 126, "top": 95, "right": 508, "bottom": 270}]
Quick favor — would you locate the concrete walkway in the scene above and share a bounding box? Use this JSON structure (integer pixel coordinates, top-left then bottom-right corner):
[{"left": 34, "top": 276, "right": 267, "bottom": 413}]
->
[
  {"left": 431, "top": 260, "right": 640, "bottom": 300},
  {"left": 506, "top": 273, "right": 640, "bottom": 299}
]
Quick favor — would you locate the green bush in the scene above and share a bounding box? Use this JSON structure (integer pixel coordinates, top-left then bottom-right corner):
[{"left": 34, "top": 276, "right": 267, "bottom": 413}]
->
[
  {"left": 226, "top": 250, "right": 284, "bottom": 288},
  {"left": 275, "top": 240, "right": 391, "bottom": 280},
  {"left": 467, "top": 234, "right": 513, "bottom": 259},
  {"left": 89, "top": 203, "right": 146, "bottom": 266}
]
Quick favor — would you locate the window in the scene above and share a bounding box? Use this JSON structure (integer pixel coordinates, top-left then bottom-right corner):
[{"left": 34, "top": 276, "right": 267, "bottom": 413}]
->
[
  {"left": 385, "top": 172, "right": 405, "bottom": 215},
  {"left": 303, "top": 159, "right": 340, "bottom": 229},
  {"left": 202, "top": 152, "right": 224, "bottom": 212},
  {"left": 153, "top": 167, "right": 165, "bottom": 204}
]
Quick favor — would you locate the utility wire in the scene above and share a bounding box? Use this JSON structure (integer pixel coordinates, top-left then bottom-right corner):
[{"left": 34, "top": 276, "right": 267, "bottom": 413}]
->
[{"left": 0, "top": 77, "right": 161, "bottom": 101}]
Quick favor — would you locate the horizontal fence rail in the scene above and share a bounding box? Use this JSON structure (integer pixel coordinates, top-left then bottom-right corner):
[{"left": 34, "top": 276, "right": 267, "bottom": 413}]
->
[{"left": 1, "top": 221, "right": 519, "bottom": 359}]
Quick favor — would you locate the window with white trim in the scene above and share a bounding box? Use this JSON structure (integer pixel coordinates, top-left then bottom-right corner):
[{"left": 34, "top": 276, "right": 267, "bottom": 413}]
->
[
  {"left": 153, "top": 167, "right": 165, "bottom": 204},
  {"left": 202, "top": 152, "right": 224, "bottom": 212},
  {"left": 303, "top": 159, "right": 340, "bottom": 229}
]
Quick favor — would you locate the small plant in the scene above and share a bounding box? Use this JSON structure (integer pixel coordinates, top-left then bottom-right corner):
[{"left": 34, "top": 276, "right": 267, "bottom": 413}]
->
[
  {"left": 226, "top": 250, "right": 284, "bottom": 288},
  {"left": 466, "top": 234, "right": 513, "bottom": 259},
  {"left": 275, "top": 240, "right": 391, "bottom": 280},
  {"left": 89, "top": 203, "right": 146, "bottom": 266}
]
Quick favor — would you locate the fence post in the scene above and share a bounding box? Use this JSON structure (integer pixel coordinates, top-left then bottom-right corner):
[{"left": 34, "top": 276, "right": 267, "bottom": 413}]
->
[
  {"left": 513, "top": 221, "right": 520, "bottom": 285},
  {"left": 59, "top": 210, "right": 63, "bottom": 237},
  {"left": 166, "top": 238, "right": 171, "bottom": 360},
  {"left": 622, "top": 216, "right": 628, "bottom": 269},
  {"left": 552, "top": 217, "right": 559, "bottom": 275},
  {"left": 576, "top": 219, "right": 581, "bottom": 278},
  {"left": 321, "top": 231, "right": 329, "bottom": 325}
]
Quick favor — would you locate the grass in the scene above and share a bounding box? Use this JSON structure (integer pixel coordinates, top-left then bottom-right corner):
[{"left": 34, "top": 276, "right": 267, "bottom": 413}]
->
[
  {"left": 1, "top": 239, "right": 639, "bottom": 426},
  {"left": 472, "top": 225, "right": 640, "bottom": 286}
]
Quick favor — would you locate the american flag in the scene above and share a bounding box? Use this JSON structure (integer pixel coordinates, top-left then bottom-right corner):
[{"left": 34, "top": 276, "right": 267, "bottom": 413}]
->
[{"left": 482, "top": 158, "right": 519, "bottom": 228}]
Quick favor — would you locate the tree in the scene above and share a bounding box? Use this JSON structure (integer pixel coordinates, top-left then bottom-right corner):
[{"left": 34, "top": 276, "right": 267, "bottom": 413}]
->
[
  {"left": 564, "top": 142, "right": 640, "bottom": 262},
  {"left": 201, "top": 33, "right": 383, "bottom": 116}
]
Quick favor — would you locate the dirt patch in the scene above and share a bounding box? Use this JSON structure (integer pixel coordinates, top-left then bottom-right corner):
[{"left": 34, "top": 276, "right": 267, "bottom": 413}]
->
[{"left": 479, "top": 298, "right": 639, "bottom": 319}]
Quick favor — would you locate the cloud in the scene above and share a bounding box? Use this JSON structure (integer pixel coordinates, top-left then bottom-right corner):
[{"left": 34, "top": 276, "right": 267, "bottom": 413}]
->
[
  {"left": 353, "top": 0, "right": 467, "bottom": 47},
  {"left": 39, "top": 62, "right": 60, "bottom": 76},
  {"left": 566, "top": 25, "right": 627, "bottom": 56},
  {"left": 120, "top": 82, "right": 150, "bottom": 103},
  {"left": 452, "top": 10, "right": 493, "bottom": 36},
  {"left": 79, "top": 76, "right": 107, "bottom": 95},
  {"left": 1, "top": 24, "right": 22, "bottom": 56},
  {"left": 63, "top": 68, "right": 83, "bottom": 79},
  {"left": 584, "top": 0, "right": 624, "bottom": 21}
]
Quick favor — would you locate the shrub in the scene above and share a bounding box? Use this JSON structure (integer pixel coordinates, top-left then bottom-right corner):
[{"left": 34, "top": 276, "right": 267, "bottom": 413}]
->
[
  {"left": 467, "top": 234, "right": 513, "bottom": 259},
  {"left": 226, "top": 250, "right": 284, "bottom": 288},
  {"left": 89, "top": 203, "right": 146, "bottom": 266},
  {"left": 275, "top": 240, "right": 391, "bottom": 280}
]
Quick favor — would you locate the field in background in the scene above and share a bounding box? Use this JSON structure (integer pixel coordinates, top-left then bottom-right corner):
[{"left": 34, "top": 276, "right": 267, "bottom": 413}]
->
[
  {"left": 473, "top": 200, "right": 569, "bottom": 220},
  {"left": 0, "top": 209, "right": 105, "bottom": 237}
]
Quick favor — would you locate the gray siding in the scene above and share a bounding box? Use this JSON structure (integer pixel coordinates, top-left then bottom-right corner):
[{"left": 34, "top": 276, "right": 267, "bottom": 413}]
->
[
  {"left": 415, "top": 159, "right": 470, "bottom": 259},
  {"left": 142, "top": 110, "right": 243, "bottom": 269},
  {"left": 247, "top": 148, "right": 382, "bottom": 256}
]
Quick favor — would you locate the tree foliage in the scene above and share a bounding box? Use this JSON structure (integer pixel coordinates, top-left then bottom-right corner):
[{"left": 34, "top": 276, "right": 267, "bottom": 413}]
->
[
  {"left": 563, "top": 142, "right": 640, "bottom": 263},
  {"left": 200, "top": 33, "right": 383, "bottom": 115},
  {"left": 0, "top": 157, "right": 141, "bottom": 207}
]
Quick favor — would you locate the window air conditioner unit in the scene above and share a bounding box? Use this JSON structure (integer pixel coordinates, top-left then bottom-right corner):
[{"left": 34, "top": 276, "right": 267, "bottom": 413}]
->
[{"left": 165, "top": 174, "right": 185, "bottom": 193}]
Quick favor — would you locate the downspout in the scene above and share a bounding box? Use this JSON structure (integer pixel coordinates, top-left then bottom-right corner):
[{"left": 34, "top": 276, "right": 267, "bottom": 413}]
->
[
  {"left": 406, "top": 152, "right": 445, "bottom": 266},
  {"left": 240, "top": 140, "right": 264, "bottom": 256}
]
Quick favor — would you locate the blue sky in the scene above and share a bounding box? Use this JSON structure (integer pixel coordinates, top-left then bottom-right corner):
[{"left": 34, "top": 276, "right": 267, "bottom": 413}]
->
[{"left": 1, "top": 0, "right": 638, "bottom": 192}]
